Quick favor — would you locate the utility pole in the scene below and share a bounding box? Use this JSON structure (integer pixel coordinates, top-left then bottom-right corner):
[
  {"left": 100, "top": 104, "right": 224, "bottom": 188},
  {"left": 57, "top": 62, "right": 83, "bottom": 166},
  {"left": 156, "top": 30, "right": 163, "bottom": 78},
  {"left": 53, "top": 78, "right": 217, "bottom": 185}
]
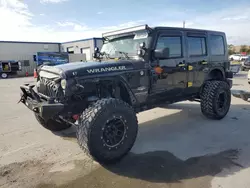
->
[{"left": 183, "top": 21, "right": 186, "bottom": 28}]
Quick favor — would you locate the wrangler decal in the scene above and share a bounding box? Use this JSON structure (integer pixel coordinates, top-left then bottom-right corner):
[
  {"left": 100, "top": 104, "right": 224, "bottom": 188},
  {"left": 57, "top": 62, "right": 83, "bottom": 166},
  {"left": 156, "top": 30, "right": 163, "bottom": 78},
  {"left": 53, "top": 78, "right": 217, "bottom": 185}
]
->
[{"left": 87, "top": 66, "right": 127, "bottom": 73}]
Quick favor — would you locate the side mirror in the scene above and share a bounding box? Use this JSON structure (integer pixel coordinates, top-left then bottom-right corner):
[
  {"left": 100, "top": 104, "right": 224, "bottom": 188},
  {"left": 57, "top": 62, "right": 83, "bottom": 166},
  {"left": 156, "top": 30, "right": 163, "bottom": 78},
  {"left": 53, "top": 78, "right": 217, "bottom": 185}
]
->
[{"left": 154, "top": 48, "right": 170, "bottom": 59}]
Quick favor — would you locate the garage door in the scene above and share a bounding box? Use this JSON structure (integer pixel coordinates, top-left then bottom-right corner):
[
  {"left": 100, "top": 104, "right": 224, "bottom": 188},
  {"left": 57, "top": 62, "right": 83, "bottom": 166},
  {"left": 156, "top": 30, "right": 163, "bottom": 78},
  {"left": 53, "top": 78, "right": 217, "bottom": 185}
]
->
[{"left": 81, "top": 48, "right": 91, "bottom": 61}]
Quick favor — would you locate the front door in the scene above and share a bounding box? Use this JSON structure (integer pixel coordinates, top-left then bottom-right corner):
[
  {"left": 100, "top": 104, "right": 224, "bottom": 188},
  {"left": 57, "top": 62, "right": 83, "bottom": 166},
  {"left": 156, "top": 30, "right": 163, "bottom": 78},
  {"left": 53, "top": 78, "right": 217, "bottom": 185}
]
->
[
  {"left": 185, "top": 31, "right": 208, "bottom": 94},
  {"left": 150, "top": 30, "right": 187, "bottom": 99}
]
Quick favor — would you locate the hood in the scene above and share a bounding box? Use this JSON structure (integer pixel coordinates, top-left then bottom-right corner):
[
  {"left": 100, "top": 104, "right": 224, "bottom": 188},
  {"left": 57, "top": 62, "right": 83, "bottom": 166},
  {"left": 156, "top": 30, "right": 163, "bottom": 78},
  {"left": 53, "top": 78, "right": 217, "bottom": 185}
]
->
[{"left": 40, "top": 60, "right": 142, "bottom": 79}]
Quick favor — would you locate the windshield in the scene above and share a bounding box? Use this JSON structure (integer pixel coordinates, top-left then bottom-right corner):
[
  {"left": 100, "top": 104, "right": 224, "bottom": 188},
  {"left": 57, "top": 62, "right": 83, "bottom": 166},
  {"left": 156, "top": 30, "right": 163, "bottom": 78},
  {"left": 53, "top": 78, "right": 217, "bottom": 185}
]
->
[{"left": 100, "top": 34, "right": 148, "bottom": 58}]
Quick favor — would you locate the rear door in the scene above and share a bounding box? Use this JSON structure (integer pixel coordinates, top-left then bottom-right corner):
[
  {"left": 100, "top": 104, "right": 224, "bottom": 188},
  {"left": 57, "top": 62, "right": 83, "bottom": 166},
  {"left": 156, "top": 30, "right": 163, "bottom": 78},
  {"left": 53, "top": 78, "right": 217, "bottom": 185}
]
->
[{"left": 185, "top": 31, "right": 208, "bottom": 94}]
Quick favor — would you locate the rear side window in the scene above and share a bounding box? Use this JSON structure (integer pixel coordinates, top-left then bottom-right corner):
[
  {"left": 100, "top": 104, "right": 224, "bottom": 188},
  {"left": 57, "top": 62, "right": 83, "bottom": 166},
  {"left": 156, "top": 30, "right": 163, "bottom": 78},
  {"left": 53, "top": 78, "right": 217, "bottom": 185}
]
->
[
  {"left": 156, "top": 36, "right": 182, "bottom": 58},
  {"left": 210, "top": 35, "right": 225, "bottom": 55},
  {"left": 187, "top": 37, "right": 207, "bottom": 56}
]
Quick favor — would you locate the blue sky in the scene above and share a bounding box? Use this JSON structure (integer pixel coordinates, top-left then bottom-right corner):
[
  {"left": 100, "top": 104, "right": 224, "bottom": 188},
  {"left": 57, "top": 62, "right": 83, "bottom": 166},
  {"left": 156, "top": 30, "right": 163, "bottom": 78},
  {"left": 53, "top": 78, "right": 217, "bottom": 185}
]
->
[{"left": 0, "top": 0, "right": 250, "bottom": 44}]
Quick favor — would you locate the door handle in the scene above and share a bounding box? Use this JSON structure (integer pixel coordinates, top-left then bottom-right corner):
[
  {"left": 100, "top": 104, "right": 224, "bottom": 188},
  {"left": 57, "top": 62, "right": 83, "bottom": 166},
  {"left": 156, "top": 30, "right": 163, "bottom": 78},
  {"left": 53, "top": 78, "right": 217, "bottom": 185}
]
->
[
  {"left": 199, "top": 60, "right": 208, "bottom": 65},
  {"left": 178, "top": 62, "right": 186, "bottom": 67}
]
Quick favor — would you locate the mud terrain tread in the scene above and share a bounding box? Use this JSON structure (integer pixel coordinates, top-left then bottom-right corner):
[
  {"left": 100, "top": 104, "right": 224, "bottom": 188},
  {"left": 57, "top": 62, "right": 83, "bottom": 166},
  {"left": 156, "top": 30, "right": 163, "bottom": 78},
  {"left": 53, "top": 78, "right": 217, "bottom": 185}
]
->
[
  {"left": 200, "top": 80, "right": 231, "bottom": 120},
  {"left": 76, "top": 98, "right": 138, "bottom": 163},
  {"left": 34, "top": 113, "right": 71, "bottom": 131}
]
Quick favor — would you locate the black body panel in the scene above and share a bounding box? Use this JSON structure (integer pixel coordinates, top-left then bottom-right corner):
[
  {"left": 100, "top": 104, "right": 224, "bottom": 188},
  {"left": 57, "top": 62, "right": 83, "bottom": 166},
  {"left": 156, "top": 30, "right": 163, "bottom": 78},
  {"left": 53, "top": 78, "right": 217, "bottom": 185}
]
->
[{"left": 41, "top": 60, "right": 147, "bottom": 79}]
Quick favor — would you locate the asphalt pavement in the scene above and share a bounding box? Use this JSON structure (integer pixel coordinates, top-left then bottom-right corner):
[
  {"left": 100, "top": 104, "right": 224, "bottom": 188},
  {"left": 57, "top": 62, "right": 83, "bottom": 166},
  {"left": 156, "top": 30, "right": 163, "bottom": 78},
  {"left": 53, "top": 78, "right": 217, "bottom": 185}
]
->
[{"left": 1, "top": 72, "right": 250, "bottom": 188}]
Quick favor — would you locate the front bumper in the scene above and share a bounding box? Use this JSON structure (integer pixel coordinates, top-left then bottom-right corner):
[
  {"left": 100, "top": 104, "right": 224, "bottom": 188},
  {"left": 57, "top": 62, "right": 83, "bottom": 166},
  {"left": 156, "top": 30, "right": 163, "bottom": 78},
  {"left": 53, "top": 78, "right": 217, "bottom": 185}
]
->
[{"left": 19, "top": 84, "right": 64, "bottom": 121}]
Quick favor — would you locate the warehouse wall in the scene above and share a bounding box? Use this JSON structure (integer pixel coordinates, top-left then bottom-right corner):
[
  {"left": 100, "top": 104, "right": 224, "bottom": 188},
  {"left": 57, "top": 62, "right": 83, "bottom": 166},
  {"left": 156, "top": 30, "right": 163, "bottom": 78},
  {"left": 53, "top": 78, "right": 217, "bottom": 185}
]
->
[
  {"left": 0, "top": 42, "right": 60, "bottom": 76},
  {"left": 61, "top": 38, "right": 103, "bottom": 61},
  {"left": 69, "top": 54, "right": 86, "bottom": 62},
  {"left": 61, "top": 39, "right": 94, "bottom": 55}
]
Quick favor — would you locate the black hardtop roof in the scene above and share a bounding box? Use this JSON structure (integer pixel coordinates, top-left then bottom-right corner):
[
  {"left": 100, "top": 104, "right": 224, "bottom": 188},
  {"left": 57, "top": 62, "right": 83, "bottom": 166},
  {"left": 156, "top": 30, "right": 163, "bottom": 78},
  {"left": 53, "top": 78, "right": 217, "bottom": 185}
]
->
[
  {"left": 102, "top": 24, "right": 225, "bottom": 38},
  {"left": 152, "top": 26, "right": 225, "bottom": 34}
]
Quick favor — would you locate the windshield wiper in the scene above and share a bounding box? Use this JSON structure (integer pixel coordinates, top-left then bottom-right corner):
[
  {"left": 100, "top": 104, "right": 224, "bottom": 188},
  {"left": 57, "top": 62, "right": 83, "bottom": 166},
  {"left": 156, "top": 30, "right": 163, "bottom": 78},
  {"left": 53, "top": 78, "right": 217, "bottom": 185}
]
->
[{"left": 116, "top": 51, "right": 129, "bottom": 59}]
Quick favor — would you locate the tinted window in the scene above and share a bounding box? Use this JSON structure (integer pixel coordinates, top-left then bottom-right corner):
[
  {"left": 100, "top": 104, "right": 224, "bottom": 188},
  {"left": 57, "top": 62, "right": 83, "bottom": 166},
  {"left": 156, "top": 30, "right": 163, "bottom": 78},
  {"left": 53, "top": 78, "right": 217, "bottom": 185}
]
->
[
  {"left": 210, "top": 35, "right": 225, "bottom": 55},
  {"left": 156, "top": 36, "right": 182, "bottom": 58},
  {"left": 188, "top": 37, "right": 206, "bottom": 56}
]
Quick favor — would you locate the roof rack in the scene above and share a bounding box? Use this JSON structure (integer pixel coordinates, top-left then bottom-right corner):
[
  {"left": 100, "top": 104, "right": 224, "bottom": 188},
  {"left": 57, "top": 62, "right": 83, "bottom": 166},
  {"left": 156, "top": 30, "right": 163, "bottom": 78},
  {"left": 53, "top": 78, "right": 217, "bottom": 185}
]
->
[{"left": 102, "top": 24, "right": 149, "bottom": 38}]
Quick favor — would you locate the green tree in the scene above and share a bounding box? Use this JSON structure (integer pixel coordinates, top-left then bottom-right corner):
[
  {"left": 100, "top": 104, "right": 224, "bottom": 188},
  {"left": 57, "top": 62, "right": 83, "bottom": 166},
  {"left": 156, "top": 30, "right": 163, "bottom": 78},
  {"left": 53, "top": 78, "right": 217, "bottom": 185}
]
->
[
  {"left": 247, "top": 48, "right": 250, "bottom": 54},
  {"left": 228, "top": 44, "right": 235, "bottom": 55},
  {"left": 240, "top": 45, "right": 248, "bottom": 53}
]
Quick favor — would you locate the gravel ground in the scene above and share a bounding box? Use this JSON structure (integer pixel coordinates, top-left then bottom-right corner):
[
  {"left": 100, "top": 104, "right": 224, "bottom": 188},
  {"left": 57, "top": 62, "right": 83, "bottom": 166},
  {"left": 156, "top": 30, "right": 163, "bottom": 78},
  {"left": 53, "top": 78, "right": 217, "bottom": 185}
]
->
[{"left": 1, "top": 72, "right": 250, "bottom": 188}]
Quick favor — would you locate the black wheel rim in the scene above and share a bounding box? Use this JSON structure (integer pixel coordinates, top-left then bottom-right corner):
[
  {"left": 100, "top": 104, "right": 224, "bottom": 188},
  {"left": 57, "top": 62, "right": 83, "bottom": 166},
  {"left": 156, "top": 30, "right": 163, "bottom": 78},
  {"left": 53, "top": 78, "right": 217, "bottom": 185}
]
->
[
  {"left": 103, "top": 117, "right": 126, "bottom": 147},
  {"left": 216, "top": 91, "right": 227, "bottom": 112}
]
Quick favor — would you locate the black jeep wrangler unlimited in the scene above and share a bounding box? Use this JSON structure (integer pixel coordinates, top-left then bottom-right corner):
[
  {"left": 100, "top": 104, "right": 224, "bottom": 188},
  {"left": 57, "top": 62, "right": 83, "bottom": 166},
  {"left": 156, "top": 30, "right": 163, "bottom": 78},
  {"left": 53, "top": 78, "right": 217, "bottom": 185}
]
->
[{"left": 19, "top": 25, "right": 233, "bottom": 164}]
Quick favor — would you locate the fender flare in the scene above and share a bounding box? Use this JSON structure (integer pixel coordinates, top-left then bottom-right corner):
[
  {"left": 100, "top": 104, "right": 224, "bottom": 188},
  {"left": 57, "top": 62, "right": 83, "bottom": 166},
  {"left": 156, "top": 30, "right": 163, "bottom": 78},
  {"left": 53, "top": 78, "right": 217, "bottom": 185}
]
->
[
  {"left": 116, "top": 75, "right": 138, "bottom": 106},
  {"left": 84, "top": 75, "right": 138, "bottom": 106},
  {"left": 204, "top": 67, "right": 225, "bottom": 81},
  {"left": 200, "top": 67, "right": 226, "bottom": 95}
]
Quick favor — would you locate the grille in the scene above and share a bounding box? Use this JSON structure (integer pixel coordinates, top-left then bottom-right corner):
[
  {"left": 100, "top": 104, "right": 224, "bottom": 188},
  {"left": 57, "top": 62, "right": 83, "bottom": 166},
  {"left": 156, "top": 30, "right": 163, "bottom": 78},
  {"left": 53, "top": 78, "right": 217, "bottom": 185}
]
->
[{"left": 38, "top": 77, "right": 63, "bottom": 98}]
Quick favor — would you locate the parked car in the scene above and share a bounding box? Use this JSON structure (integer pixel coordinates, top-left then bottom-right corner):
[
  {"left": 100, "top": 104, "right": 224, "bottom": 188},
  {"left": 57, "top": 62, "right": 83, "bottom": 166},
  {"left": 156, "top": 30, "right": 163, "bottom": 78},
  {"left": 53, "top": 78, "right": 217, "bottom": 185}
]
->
[
  {"left": 241, "top": 56, "right": 250, "bottom": 71},
  {"left": 229, "top": 54, "right": 248, "bottom": 61},
  {"left": 229, "top": 54, "right": 241, "bottom": 61}
]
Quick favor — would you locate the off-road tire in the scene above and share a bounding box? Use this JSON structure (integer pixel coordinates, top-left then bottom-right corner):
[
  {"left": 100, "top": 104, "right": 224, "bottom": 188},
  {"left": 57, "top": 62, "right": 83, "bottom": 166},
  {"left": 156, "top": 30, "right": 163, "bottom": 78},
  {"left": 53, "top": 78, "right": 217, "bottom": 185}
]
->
[
  {"left": 200, "top": 81, "right": 231, "bottom": 120},
  {"left": 34, "top": 113, "right": 71, "bottom": 131},
  {"left": 76, "top": 98, "right": 138, "bottom": 164}
]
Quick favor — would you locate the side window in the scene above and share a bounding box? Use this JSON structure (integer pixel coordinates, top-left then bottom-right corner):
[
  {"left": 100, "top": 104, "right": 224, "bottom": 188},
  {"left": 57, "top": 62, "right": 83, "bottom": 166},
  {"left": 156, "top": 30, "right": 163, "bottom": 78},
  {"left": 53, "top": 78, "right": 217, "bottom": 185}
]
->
[
  {"left": 156, "top": 36, "right": 182, "bottom": 58},
  {"left": 210, "top": 35, "right": 225, "bottom": 55},
  {"left": 187, "top": 37, "right": 207, "bottom": 56}
]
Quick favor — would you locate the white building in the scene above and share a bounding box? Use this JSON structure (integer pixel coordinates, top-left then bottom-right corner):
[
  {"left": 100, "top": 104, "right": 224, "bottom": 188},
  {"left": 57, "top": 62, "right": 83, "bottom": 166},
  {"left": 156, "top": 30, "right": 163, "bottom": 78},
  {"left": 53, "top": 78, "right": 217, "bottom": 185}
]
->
[
  {"left": 0, "top": 38, "right": 103, "bottom": 76},
  {"left": 61, "top": 38, "right": 103, "bottom": 61}
]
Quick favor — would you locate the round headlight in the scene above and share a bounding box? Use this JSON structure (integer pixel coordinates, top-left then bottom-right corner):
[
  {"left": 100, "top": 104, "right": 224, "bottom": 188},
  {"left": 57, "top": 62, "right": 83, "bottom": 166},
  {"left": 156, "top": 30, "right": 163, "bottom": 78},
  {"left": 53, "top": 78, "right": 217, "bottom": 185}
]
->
[{"left": 61, "top": 79, "right": 67, "bottom": 89}]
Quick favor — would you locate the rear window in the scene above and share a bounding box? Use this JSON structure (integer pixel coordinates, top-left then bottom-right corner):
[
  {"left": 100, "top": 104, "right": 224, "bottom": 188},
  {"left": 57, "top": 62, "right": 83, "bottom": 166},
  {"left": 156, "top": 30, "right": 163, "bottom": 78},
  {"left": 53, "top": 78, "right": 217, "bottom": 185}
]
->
[{"left": 210, "top": 35, "right": 225, "bottom": 55}]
